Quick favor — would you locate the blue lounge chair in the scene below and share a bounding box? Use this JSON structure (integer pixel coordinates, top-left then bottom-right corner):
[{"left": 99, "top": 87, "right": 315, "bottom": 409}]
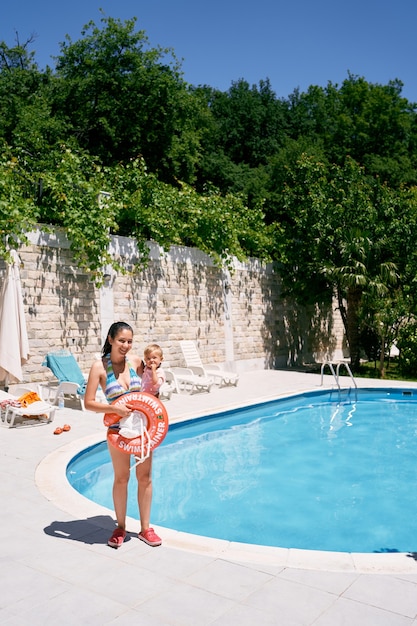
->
[{"left": 41, "top": 350, "right": 88, "bottom": 409}]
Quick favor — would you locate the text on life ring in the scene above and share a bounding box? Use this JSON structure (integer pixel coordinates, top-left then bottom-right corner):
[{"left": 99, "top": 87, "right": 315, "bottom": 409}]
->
[{"left": 105, "top": 391, "right": 169, "bottom": 455}]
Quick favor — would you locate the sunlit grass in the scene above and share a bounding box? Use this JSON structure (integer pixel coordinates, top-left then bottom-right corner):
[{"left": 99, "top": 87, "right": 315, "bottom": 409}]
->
[
  {"left": 355, "top": 359, "right": 417, "bottom": 382},
  {"left": 291, "top": 359, "right": 417, "bottom": 382}
]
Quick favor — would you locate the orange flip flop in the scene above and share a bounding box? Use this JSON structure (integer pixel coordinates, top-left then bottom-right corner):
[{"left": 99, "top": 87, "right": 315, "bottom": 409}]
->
[{"left": 54, "top": 425, "right": 71, "bottom": 434}]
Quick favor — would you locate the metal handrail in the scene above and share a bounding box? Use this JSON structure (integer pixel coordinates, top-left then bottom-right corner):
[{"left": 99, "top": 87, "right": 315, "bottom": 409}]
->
[
  {"left": 320, "top": 361, "right": 339, "bottom": 388},
  {"left": 320, "top": 360, "right": 357, "bottom": 389},
  {"left": 336, "top": 362, "right": 357, "bottom": 388}
]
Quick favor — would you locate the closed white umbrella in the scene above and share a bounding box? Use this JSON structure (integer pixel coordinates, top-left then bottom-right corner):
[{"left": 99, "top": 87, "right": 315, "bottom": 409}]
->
[{"left": 0, "top": 250, "right": 30, "bottom": 385}]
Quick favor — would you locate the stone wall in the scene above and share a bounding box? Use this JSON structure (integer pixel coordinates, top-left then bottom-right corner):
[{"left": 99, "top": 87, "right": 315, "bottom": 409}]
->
[{"left": 0, "top": 227, "right": 345, "bottom": 385}]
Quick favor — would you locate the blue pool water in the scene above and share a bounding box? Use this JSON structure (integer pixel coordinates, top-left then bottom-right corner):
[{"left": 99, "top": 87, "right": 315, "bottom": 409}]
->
[{"left": 67, "top": 388, "right": 417, "bottom": 553}]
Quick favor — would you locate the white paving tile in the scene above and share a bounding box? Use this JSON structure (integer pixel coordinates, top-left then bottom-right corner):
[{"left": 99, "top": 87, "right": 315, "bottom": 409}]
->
[
  {"left": 0, "top": 563, "right": 71, "bottom": 614},
  {"left": 3, "top": 369, "right": 417, "bottom": 625},
  {"left": 183, "top": 557, "right": 273, "bottom": 601},
  {"left": 278, "top": 567, "right": 359, "bottom": 595},
  {"left": 343, "top": 574, "right": 417, "bottom": 618},
  {"left": 14, "top": 587, "right": 130, "bottom": 626},
  {"left": 210, "top": 602, "right": 289, "bottom": 625},
  {"left": 244, "top": 576, "right": 337, "bottom": 624},
  {"left": 121, "top": 542, "right": 215, "bottom": 579},
  {"left": 106, "top": 610, "right": 175, "bottom": 625},
  {"left": 314, "top": 596, "right": 414, "bottom": 626},
  {"left": 136, "top": 582, "right": 235, "bottom": 625}
]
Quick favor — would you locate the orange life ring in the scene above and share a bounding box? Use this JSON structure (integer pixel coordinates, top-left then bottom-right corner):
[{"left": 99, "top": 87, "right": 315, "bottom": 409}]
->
[{"left": 105, "top": 391, "right": 169, "bottom": 456}]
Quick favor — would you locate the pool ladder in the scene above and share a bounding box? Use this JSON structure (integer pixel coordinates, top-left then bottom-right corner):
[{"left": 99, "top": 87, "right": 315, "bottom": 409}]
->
[{"left": 320, "top": 360, "right": 357, "bottom": 389}]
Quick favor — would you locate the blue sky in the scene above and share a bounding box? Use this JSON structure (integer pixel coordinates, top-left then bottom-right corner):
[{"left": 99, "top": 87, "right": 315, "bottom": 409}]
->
[{"left": 2, "top": 0, "right": 416, "bottom": 102}]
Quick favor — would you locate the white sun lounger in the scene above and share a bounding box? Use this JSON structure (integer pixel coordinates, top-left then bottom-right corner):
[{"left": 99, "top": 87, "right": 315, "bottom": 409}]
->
[
  {"left": 179, "top": 340, "right": 239, "bottom": 387},
  {"left": 159, "top": 373, "right": 176, "bottom": 401},
  {"left": 0, "top": 388, "right": 56, "bottom": 428},
  {"left": 165, "top": 367, "right": 213, "bottom": 394}
]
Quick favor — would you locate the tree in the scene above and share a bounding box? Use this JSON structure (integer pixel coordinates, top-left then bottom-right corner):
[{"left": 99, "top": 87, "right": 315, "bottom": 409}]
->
[
  {"left": 0, "top": 34, "right": 37, "bottom": 71},
  {"left": 366, "top": 183, "right": 417, "bottom": 376},
  {"left": 196, "top": 79, "right": 288, "bottom": 208},
  {"left": 276, "top": 155, "right": 399, "bottom": 370},
  {"left": 52, "top": 14, "right": 205, "bottom": 183},
  {"left": 203, "top": 78, "right": 287, "bottom": 167},
  {"left": 286, "top": 74, "right": 417, "bottom": 186}
]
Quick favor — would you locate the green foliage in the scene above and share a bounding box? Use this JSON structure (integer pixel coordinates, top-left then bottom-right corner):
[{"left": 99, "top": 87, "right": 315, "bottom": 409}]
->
[
  {"left": 53, "top": 14, "right": 204, "bottom": 183},
  {"left": 0, "top": 146, "right": 39, "bottom": 260},
  {"left": 0, "top": 39, "right": 66, "bottom": 164},
  {"left": 397, "top": 320, "right": 417, "bottom": 377},
  {"left": 0, "top": 38, "right": 37, "bottom": 71},
  {"left": 274, "top": 154, "right": 406, "bottom": 369},
  {"left": 196, "top": 79, "right": 289, "bottom": 209},
  {"left": 109, "top": 158, "right": 269, "bottom": 268},
  {"left": 356, "top": 360, "right": 415, "bottom": 382},
  {"left": 200, "top": 79, "right": 287, "bottom": 168},
  {"left": 286, "top": 74, "right": 417, "bottom": 186},
  {"left": 38, "top": 147, "right": 120, "bottom": 282}
]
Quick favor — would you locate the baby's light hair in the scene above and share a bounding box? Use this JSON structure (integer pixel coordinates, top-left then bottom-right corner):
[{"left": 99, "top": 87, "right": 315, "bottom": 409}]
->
[{"left": 144, "top": 343, "right": 163, "bottom": 358}]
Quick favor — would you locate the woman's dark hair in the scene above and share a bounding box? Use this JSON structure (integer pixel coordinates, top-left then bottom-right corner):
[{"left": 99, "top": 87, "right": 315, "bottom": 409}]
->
[{"left": 102, "top": 322, "right": 133, "bottom": 356}]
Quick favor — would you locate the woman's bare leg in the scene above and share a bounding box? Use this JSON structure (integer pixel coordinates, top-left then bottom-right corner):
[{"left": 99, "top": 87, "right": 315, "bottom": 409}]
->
[
  {"left": 135, "top": 453, "right": 153, "bottom": 532},
  {"left": 108, "top": 443, "right": 131, "bottom": 529}
]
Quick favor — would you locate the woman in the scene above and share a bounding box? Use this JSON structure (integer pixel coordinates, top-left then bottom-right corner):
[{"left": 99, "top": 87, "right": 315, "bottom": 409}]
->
[{"left": 84, "top": 321, "right": 162, "bottom": 549}]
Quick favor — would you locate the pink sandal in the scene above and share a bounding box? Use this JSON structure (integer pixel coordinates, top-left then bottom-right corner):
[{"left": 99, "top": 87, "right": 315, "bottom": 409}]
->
[
  {"left": 138, "top": 527, "right": 162, "bottom": 547},
  {"left": 108, "top": 528, "right": 126, "bottom": 548}
]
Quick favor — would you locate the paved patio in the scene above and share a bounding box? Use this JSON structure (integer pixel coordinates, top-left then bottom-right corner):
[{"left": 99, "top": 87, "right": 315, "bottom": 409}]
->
[{"left": 2, "top": 369, "right": 417, "bottom": 625}]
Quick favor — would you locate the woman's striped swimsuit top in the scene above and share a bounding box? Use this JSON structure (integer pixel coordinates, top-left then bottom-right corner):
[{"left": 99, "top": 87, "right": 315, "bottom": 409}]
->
[{"left": 104, "top": 355, "right": 142, "bottom": 403}]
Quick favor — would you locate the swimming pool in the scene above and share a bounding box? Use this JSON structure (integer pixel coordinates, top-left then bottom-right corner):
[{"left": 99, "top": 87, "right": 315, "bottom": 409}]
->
[{"left": 67, "top": 387, "right": 417, "bottom": 553}]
